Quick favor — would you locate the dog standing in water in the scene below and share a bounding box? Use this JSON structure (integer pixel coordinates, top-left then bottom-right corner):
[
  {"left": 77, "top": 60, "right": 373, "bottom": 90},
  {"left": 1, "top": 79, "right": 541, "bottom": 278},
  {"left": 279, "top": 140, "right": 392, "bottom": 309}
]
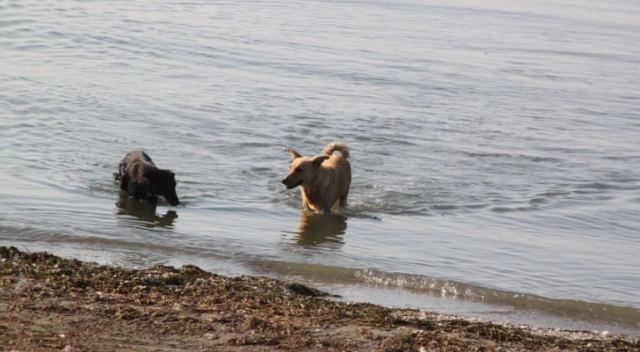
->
[
  {"left": 282, "top": 143, "right": 351, "bottom": 214},
  {"left": 115, "top": 151, "right": 180, "bottom": 206}
]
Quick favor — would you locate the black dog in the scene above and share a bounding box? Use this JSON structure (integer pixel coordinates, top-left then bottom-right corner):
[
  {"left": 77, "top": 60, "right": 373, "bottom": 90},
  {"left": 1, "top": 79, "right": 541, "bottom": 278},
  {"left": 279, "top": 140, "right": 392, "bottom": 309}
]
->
[{"left": 114, "top": 151, "right": 179, "bottom": 206}]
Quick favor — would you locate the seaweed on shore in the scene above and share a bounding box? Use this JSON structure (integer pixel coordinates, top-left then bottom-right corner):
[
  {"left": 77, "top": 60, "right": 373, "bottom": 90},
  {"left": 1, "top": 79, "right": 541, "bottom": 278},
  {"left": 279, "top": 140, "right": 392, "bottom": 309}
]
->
[{"left": 1, "top": 246, "right": 638, "bottom": 351}]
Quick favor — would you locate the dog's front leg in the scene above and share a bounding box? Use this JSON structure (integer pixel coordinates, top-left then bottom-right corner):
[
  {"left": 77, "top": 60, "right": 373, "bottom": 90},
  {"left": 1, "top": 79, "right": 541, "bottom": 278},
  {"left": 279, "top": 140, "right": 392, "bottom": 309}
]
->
[
  {"left": 301, "top": 190, "right": 313, "bottom": 211},
  {"left": 128, "top": 181, "right": 148, "bottom": 200},
  {"left": 127, "top": 180, "right": 139, "bottom": 197},
  {"left": 303, "top": 200, "right": 313, "bottom": 211},
  {"left": 119, "top": 174, "right": 130, "bottom": 192},
  {"left": 115, "top": 162, "right": 126, "bottom": 181}
]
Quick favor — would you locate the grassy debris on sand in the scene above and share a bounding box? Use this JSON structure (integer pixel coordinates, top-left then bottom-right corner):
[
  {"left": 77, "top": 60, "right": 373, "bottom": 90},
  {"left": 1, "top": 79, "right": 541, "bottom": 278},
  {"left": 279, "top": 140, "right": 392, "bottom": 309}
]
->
[{"left": 0, "top": 247, "right": 637, "bottom": 351}]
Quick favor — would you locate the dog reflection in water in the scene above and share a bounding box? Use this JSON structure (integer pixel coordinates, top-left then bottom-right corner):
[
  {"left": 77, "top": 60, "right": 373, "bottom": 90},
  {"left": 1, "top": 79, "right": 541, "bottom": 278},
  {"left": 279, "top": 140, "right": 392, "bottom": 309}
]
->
[
  {"left": 295, "top": 211, "right": 347, "bottom": 248},
  {"left": 116, "top": 192, "right": 178, "bottom": 229}
]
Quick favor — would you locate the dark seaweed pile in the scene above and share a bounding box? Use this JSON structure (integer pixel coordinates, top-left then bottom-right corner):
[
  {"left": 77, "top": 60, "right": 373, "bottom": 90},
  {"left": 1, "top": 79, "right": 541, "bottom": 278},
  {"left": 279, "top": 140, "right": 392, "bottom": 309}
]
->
[{"left": 1, "top": 247, "right": 637, "bottom": 351}]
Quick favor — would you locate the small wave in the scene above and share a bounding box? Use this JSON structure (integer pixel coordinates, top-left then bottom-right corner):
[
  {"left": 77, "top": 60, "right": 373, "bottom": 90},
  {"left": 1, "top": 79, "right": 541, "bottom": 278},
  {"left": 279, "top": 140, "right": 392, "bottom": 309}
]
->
[
  {"left": 251, "top": 259, "right": 640, "bottom": 330},
  {"left": 536, "top": 191, "right": 571, "bottom": 198},
  {"left": 576, "top": 182, "right": 614, "bottom": 190},
  {"left": 462, "top": 151, "right": 562, "bottom": 163},
  {"left": 0, "top": 18, "right": 35, "bottom": 28},
  {"left": 0, "top": 224, "right": 234, "bottom": 263},
  {"left": 355, "top": 269, "right": 640, "bottom": 328},
  {"left": 271, "top": 181, "right": 429, "bottom": 216},
  {"left": 346, "top": 201, "right": 428, "bottom": 216},
  {"left": 237, "top": 142, "right": 278, "bottom": 148},
  {"left": 430, "top": 204, "right": 458, "bottom": 211},
  {"left": 575, "top": 182, "right": 640, "bottom": 191},
  {"left": 490, "top": 206, "right": 534, "bottom": 213},
  {"left": 528, "top": 198, "right": 547, "bottom": 204}
]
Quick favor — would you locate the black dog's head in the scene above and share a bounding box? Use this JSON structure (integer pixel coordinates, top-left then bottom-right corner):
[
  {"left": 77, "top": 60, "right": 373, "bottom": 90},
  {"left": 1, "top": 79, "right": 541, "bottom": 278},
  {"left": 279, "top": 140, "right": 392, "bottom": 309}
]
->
[{"left": 145, "top": 169, "right": 179, "bottom": 206}]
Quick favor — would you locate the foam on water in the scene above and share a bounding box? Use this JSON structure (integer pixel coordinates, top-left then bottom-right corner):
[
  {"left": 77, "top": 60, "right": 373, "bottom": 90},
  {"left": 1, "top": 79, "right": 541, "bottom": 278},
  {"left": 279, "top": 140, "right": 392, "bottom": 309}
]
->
[{"left": 250, "top": 259, "right": 640, "bottom": 335}]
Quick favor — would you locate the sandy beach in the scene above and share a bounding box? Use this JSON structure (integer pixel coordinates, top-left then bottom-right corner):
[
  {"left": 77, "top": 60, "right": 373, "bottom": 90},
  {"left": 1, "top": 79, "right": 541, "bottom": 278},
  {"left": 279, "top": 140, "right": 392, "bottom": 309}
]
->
[{"left": 1, "top": 246, "right": 637, "bottom": 351}]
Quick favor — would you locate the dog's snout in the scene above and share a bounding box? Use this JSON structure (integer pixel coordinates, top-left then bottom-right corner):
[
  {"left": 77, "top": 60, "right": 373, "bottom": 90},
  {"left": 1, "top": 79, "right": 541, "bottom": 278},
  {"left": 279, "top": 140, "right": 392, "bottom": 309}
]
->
[
  {"left": 281, "top": 179, "right": 287, "bottom": 185},
  {"left": 164, "top": 192, "right": 180, "bottom": 206}
]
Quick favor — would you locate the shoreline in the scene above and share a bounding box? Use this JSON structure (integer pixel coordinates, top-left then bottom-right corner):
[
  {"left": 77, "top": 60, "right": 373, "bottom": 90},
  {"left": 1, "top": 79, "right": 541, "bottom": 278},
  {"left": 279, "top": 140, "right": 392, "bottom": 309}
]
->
[{"left": 1, "top": 246, "right": 637, "bottom": 351}]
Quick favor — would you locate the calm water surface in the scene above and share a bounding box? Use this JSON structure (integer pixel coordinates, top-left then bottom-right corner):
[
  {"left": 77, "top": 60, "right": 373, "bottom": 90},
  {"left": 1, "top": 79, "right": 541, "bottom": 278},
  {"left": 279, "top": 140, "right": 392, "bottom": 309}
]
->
[{"left": 1, "top": 0, "right": 640, "bottom": 334}]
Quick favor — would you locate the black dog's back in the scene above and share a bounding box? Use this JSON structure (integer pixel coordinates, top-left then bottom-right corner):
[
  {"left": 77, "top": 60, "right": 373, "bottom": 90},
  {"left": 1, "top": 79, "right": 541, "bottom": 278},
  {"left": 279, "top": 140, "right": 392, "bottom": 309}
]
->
[{"left": 116, "top": 151, "right": 147, "bottom": 178}]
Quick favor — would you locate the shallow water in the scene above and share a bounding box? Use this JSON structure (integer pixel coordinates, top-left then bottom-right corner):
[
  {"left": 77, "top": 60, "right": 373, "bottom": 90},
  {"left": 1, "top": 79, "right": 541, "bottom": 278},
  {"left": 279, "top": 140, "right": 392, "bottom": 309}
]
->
[{"left": 2, "top": 0, "right": 640, "bottom": 335}]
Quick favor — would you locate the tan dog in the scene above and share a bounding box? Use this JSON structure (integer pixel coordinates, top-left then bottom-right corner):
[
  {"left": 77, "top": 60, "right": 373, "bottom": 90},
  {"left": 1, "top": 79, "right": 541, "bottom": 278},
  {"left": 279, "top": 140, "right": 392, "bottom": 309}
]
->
[{"left": 282, "top": 142, "right": 351, "bottom": 214}]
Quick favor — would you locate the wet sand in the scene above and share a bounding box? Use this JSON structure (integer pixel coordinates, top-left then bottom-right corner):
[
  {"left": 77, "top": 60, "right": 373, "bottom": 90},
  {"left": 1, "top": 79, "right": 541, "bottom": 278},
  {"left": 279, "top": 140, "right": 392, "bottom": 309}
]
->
[{"left": 1, "top": 247, "right": 637, "bottom": 351}]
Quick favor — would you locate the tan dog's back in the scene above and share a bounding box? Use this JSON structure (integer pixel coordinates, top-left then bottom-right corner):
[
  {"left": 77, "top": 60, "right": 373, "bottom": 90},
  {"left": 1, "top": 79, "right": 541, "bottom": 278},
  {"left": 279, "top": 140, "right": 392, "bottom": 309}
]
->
[{"left": 320, "top": 151, "right": 351, "bottom": 206}]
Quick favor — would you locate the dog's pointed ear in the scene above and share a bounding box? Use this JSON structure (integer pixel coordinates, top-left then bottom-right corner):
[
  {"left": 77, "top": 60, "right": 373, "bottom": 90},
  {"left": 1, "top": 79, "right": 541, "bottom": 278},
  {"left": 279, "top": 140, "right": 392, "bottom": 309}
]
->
[
  {"left": 289, "top": 148, "right": 302, "bottom": 160},
  {"left": 312, "top": 155, "right": 329, "bottom": 167}
]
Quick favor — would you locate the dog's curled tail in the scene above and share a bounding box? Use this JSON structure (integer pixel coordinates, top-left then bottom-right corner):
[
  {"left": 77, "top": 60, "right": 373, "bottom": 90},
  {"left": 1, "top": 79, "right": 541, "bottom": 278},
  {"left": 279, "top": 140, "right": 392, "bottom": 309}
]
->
[{"left": 323, "top": 142, "right": 350, "bottom": 159}]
